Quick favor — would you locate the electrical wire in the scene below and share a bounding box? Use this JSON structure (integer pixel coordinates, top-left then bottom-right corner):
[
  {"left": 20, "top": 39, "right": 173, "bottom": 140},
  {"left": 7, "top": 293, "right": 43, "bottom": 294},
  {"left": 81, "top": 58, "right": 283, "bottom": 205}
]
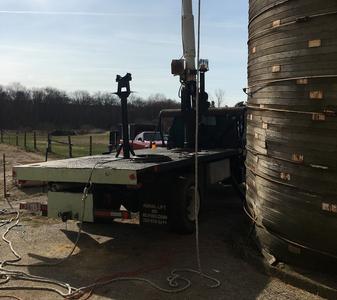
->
[
  {"left": 75, "top": 0, "right": 221, "bottom": 295},
  {"left": 0, "top": 3, "right": 222, "bottom": 297},
  {"left": 0, "top": 149, "right": 220, "bottom": 299},
  {"left": 8, "top": 159, "right": 113, "bottom": 268},
  {"left": 0, "top": 160, "right": 117, "bottom": 298},
  {"left": 194, "top": 0, "right": 202, "bottom": 274},
  {"left": 0, "top": 200, "right": 80, "bottom": 297},
  {"left": 0, "top": 206, "right": 219, "bottom": 299}
]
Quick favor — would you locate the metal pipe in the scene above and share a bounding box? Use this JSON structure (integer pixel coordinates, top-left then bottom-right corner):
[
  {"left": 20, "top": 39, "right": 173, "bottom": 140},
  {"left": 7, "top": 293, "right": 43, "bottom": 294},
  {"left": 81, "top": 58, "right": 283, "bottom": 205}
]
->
[
  {"left": 121, "top": 96, "right": 131, "bottom": 159},
  {"left": 115, "top": 73, "right": 134, "bottom": 159}
]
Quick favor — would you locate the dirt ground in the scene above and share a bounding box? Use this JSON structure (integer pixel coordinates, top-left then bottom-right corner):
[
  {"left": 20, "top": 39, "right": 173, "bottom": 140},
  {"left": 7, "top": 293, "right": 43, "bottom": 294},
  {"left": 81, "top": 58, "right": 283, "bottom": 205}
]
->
[{"left": 0, "top": 144, "right": 326, "bottom": 300}]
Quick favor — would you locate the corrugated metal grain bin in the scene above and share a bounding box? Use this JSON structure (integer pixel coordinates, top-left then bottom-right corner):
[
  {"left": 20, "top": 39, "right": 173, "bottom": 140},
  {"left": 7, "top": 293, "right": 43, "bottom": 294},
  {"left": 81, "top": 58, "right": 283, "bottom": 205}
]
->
[{"left": 246, "top": 0, "right": 337, "bottom": 265}]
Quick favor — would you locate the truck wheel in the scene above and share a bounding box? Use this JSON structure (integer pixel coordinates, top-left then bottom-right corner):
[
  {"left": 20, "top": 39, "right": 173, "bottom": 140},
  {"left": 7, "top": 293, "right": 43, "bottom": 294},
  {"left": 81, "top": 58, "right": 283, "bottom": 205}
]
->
[{"left": 170, "top": 176, "right": 200, "bottom": 234}]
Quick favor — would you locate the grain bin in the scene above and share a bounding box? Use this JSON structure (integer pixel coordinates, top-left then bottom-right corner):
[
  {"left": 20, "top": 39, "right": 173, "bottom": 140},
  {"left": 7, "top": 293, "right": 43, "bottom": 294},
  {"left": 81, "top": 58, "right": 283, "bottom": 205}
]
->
[{"left": 246, "top": 0, "right": 337, "bottom": 265}]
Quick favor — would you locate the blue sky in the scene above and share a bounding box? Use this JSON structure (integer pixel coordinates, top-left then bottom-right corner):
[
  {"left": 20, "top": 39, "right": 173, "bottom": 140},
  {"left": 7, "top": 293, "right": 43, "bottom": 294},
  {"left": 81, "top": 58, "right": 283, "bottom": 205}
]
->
[{"left": 0, "top": 0, "right": 247, "bottom": 105}]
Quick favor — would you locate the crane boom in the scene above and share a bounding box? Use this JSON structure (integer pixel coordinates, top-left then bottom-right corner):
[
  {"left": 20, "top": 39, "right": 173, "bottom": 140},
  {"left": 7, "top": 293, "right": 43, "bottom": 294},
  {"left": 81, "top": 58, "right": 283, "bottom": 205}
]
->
[
  {"left": 170, "top": 0, "right": 209, "bottom": 148},
  {"left": 182, "top": 0, "right": 196, "bottom": 77}
]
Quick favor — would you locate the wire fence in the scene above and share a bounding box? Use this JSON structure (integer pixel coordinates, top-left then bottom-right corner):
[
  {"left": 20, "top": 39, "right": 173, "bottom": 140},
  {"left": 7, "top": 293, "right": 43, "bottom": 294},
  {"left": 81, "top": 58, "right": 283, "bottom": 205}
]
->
[{"left": 0, "top": 129, "right": 118, "bottom": 160}]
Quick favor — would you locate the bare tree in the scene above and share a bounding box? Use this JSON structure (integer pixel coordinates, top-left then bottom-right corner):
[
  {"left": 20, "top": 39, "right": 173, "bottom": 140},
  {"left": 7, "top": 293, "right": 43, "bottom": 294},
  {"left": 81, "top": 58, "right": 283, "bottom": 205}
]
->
[
  {"left": 0, "top": 82, "right": 180, "bottom": 130},
  {"left": 148, "top": 93, "right": 166, "bottom": 102},
  {"left": 72, "top": 90, "right": 92, "bottom": 105},
  {"left": 214, "top": 89, "right": 225, "bottom": 108}
]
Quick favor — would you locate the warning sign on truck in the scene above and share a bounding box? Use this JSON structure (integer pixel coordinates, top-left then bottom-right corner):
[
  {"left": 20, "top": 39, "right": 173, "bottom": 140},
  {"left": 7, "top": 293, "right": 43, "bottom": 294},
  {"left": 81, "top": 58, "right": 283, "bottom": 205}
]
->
[{"left": 140, "top": 203, "right": 168, "bottom": 226}]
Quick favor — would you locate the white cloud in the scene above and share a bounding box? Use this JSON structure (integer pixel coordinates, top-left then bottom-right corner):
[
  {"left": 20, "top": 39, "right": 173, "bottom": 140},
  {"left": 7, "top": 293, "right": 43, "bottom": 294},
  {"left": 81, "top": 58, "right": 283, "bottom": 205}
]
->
[{"left": 0, "top": 10, "right": 156, "bottom": 18}]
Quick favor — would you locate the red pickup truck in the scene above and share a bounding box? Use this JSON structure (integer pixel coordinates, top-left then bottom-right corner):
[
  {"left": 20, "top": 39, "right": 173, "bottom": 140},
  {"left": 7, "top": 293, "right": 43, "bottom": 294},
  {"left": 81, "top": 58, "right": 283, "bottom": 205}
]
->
[{"left": 121, "top": 131, "right": 166, "bottom": 150}]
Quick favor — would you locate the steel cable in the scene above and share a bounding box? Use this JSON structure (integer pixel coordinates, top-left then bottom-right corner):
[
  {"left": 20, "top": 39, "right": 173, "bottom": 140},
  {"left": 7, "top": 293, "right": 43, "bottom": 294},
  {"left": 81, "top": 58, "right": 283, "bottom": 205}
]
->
[
  {"left": 248, "top": 10, "right": 337, "bottom": 42},
  {"left": 245, "top": 75, "right": 337, "bottom": 97},
  {"left": 242, "top": 195, "right": 337, "bottom": 261},
  {"left": 194, "top": 0, "right": 202, "bottom": 274},
  {"left": 0, "top": 3, "right": 222, "bottom": 295}
]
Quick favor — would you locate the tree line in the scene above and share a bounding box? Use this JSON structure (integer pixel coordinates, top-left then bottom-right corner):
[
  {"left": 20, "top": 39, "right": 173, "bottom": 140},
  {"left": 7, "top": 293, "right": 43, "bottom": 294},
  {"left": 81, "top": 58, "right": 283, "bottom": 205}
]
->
[{"left": 0, "top": 83, "right": 179, "bottom": 130}]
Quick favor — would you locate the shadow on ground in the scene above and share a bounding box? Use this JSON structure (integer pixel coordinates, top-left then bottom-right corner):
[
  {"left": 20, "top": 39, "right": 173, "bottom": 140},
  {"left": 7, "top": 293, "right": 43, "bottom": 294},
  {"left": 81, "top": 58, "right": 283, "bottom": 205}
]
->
[{"left": 23, "top": 186, "right": 297, "bottom": 299}]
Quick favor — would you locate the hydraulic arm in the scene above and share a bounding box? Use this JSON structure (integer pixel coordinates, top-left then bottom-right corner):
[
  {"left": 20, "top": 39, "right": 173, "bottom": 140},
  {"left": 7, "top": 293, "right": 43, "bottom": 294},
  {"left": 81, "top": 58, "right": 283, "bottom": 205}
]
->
[{"left": 171, "top": 0, "right": 209, "bottom": 148}]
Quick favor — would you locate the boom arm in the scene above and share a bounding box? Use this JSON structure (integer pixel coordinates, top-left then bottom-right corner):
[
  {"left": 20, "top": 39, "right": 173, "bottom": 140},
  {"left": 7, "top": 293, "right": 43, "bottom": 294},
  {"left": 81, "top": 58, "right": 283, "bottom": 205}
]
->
[
  {"left": 182, "top": 0, "right": 196, "bottom": 79},
  {"left": 170, "top": 0, "right": 209, "bottom": 149}
]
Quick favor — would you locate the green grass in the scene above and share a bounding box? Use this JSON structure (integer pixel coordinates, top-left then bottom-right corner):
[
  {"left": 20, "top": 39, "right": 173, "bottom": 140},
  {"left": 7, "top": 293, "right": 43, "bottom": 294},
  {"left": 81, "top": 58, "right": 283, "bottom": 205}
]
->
[{"left": 0, "top": 131, "right": 111, "bottom": 158}]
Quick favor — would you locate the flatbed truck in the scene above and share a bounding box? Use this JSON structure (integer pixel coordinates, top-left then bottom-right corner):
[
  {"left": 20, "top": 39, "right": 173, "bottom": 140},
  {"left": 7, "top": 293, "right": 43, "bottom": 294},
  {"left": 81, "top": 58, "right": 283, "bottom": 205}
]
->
[
  {"left": 13, "top": 106, "right": 245, "bottom": 233},
  {"left": 13, "top": 0, "right": 246, "bottom": 233}
]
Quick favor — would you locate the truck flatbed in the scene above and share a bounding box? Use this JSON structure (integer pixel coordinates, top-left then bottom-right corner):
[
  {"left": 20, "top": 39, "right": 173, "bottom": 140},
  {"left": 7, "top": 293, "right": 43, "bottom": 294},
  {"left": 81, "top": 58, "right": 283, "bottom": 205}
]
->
[{"left": 14, "top": 148, "right": 240, "bottom": 186}]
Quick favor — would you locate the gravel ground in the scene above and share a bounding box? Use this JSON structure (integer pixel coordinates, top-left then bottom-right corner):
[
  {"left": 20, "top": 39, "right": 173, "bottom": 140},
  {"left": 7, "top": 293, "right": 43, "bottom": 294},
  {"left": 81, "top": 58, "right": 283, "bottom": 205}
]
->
[{"left": 0, "top": 144, "right": 324, "bottom": 300}]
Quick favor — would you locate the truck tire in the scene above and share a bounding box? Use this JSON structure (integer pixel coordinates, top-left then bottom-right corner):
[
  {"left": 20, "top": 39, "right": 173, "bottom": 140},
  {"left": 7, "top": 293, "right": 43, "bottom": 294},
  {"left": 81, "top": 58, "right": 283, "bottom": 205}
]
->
[{"left": 169, "top": 176, "right": 200, "bottom": 234}]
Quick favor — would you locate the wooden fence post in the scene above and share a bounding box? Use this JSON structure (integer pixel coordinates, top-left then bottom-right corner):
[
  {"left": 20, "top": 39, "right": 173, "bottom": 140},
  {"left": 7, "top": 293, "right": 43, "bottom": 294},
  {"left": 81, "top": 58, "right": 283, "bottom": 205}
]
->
[
  {"left": 15, "top": 133, "right": 19, "bottom": 147},
  {"left": 68, "top": 136, "right": 72, "bottom": 158},
  {"left": 33, "top": 132, "right": 37, "bottom": 150},
  {"left": 46, "top": 134, "right": 51, "bottom": 161},
  {"left": 89, "top": 136, "right": 93, "bottom": 156},
  {"left": 109, "top": 131, "right": 113, "bottom": 153},
  {"left": 24, "top": 132, "right": 27, "bottom": 149},
  {"left": 109, "top": 130, "right": 119, "bottom": 152},
  {"left": 3, "top": 153, "right": 7, "bottom": 199},
  {"left": 47, "top": 134, "right": 52, "bottom": 152}
]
